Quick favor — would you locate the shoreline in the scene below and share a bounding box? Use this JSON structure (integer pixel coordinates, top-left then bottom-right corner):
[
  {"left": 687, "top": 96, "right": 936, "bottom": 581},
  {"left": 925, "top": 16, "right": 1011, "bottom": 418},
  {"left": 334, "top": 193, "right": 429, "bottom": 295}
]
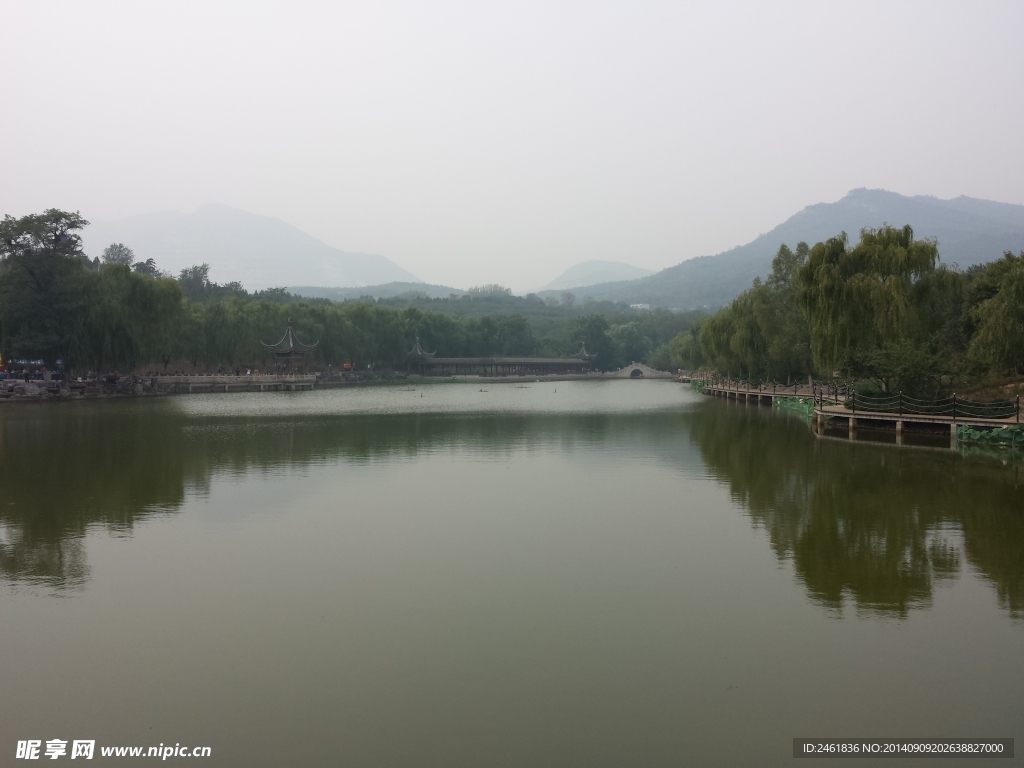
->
[{"left": 0, "top": 370, "right": 680, "bottom": 404}]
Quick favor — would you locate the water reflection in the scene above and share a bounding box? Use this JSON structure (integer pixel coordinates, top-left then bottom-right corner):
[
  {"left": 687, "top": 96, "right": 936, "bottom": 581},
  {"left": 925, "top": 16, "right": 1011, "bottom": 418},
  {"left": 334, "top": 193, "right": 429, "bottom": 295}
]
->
[
  {"left": 689, "top": 399, "right": 1024, "bottom": 617},
  {"left": 1, "top": 394, "right": 1021, "bottom": 621},
  {"left": 0, "top": 400, "right": 697, "bottom": 591}
]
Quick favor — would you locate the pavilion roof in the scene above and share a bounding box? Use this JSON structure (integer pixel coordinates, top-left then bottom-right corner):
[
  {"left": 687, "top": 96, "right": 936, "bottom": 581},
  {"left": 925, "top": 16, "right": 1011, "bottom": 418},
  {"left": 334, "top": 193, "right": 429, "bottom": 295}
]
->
[
  {"left": 261, "top": 319, "right": 318, "bottom": 355},
  {"left": 408, "top": 334, "right": 436, "bottom": 359}
]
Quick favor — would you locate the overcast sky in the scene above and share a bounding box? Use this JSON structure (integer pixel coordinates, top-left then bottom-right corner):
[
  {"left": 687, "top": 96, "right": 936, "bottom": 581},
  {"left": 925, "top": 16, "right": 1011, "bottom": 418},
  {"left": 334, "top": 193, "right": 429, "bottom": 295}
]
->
[{"left": 3, "top": 1, "right": 1023, "bottom": 290}]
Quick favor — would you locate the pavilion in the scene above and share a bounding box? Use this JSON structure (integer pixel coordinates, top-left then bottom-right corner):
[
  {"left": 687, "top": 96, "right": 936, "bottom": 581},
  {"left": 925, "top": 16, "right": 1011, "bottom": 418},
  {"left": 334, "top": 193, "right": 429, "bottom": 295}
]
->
[{"left": 261, "top": 318, "right": 318, "bottom": 371}]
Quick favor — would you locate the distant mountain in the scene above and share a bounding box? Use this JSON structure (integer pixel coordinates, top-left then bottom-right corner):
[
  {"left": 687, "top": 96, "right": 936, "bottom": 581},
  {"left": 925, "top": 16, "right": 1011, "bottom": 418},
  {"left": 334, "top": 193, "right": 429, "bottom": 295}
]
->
[
  {"left": 540, "top": 260, "right": 654, "bottom": 291},
  {"left": 82, "top": 204, "right": 420, "bottom": 290},
  {"left": 542, "top": 189, "right": 1024, "bottom": 310},
  {"left": 290, "top": 282, "right": 465, "bottom": 301}
]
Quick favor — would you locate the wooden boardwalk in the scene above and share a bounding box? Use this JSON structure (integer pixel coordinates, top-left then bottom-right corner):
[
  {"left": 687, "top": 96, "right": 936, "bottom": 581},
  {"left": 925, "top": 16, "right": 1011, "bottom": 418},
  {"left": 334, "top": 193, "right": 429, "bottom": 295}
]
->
[
  {"left": 702, "top": 382, "right": 816, "bottom": 404},
  {"left": 700, "top": 382, "right": 1020, "bottom": 433}
]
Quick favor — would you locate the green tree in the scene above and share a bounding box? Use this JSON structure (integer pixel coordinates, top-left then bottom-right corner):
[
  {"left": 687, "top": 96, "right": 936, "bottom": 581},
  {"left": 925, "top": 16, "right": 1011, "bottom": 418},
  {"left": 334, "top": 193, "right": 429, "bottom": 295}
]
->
[
  {"left": 608, "top": 321, "right": 651, "bottom": 367},
  {"left": 797, "top": 225, "right": 957, "bottom": 392},
  {"left": 968, "top": 252, "right": 1024, "bottom": 373},
  {"left": 101, "top": 242, "right": 135, "bottom": 266},
  {"left": 178, "top": 264, "right": 211, "bottom": 300},
  {"left": 467, "top": 284, "right": 513, "bottom": 296},
  {"left": 570, "top": 314, "right": 612, "bottom": 368},
  {"left": 755, "top": 243, "right": 813, "bottom": 382},
  {"left": 132, "top": 258, "right": 162, "bottom": 277},
  {"left": 698, "top": 306, "right": 742, "bottom": 376},
  {"left": 0, "top": 209, "right": 91, "bottom": 366}
]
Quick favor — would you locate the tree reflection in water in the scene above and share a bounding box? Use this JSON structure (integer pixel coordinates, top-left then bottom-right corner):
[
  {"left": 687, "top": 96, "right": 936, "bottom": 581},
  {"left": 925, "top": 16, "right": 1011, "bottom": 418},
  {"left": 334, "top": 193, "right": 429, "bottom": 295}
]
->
[
  {"left": 0, "top": 402, "right": 688, "bottom": 591},
  {"left": 687, "top": 400, "right": 1024, "bottom": 618},
  {"left": 1, "top": 397, "right": 1021, "bottom": 620}
]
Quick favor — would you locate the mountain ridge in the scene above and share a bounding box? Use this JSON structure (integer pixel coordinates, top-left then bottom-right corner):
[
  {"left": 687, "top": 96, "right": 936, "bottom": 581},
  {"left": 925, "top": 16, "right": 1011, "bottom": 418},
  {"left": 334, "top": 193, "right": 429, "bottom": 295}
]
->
[
  {"left": 538, "top": 189, "right": 1024, "bottom": 309},
  {"left": 539, "top": 259, "right": 654, "bottom": 292},
  {"left": 81, "top": 204, "right": 420, "bottom": 290}
]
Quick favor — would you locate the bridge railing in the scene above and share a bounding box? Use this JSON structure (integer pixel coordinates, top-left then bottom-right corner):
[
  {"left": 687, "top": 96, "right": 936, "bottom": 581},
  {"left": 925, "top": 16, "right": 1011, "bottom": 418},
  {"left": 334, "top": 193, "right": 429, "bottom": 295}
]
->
[
  {"left": 846, "top": 391, "right": 1020, "bottom": 421},
  {"left": 694, "top": 372, "right": 1020, "bottom": 422}
]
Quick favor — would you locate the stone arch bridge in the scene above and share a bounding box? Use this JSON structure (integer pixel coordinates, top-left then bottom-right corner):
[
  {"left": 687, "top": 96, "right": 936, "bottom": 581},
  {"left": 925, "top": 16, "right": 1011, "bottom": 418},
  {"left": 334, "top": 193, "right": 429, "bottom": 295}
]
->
[{"left": 607, "top": 363, "right": 674, "bottom": 379}]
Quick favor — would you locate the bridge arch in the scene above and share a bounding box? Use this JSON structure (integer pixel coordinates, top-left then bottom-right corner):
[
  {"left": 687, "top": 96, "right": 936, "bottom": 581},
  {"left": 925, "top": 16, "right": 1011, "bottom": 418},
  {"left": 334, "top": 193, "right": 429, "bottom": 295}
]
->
[{"left": 607, "top": 363, "right": 674, "bottom": 379}]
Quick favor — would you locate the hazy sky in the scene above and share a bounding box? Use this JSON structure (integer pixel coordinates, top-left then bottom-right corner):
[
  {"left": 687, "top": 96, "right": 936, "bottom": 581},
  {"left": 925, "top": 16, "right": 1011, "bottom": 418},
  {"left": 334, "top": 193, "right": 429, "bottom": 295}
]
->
[{"left": 3, "top": 1, "right": 1023, "bottom": 291}]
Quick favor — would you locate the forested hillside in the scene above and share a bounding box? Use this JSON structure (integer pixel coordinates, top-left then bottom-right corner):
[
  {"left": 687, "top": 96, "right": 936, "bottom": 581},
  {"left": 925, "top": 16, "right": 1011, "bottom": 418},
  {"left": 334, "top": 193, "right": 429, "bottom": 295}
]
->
[
  {"left": 1, "top": 210, "right": 698, "bottom": 374},
  {"left": 653, "top": 224, "right": 1024, "bottom": 396}
]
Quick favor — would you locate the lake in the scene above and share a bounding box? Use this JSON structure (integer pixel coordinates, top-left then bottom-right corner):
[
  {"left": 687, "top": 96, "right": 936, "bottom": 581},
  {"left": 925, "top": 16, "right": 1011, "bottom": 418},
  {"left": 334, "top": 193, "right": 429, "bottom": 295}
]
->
[{"left": 1, "top": 380, "right": 1021, "bottom": 766}]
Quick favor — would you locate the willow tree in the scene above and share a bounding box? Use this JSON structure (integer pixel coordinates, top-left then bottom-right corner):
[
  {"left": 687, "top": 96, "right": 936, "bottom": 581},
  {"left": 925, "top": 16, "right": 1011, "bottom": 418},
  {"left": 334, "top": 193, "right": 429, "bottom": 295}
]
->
[
  {"left": 687, "top": 242, "right": 812, "bottom": 382},
  {"left": 698, "top": 306, "right": 743, "bottom": 377},
  {"left": 797, "top": 225, "right": 959, "bottom": 392},
  {"left": 726, "top": 287, "right": 768, "bottom": 379},
  {"left": 968, "top": 252, "right": 1024, "bottom": 373},
  {"left": 756, "top": 243, "right": 813, "bottom": 383}
]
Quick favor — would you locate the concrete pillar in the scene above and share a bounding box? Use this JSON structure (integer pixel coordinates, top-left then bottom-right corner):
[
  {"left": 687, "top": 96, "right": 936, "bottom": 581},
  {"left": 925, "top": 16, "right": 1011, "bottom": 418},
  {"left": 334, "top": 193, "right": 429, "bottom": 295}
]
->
[
  {"left": 895, "top": 420, "right": 903, "bottom": 434},
  {"left": 848, "top": 416, "right": 856, "bottom": 430}
]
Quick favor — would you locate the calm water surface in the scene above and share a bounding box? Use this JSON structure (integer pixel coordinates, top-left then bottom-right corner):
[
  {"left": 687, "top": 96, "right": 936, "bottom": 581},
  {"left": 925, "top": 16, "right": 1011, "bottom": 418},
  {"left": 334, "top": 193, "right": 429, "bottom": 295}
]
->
[{"left": 1, "top": 381, "right": 1022, "bottom": 766}]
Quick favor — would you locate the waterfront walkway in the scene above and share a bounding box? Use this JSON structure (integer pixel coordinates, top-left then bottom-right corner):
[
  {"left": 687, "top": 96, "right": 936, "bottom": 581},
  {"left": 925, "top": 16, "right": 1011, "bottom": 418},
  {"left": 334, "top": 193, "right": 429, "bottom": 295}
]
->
[
  {"left": 700, "top": 381, "right": 1020, "bottom": 433},
  {"left": 146, "top": 373, "right": 316, "bottom": 393}
]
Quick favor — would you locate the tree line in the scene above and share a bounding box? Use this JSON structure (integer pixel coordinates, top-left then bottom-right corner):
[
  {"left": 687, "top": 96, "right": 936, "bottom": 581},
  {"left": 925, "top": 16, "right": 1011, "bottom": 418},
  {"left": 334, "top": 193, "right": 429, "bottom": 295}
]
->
[
  {"left": 655, "top": 223, "right": 1024, "bottom": 394},
  {"left": 0, "top": 210, "right": 698, "bottom": 374}
]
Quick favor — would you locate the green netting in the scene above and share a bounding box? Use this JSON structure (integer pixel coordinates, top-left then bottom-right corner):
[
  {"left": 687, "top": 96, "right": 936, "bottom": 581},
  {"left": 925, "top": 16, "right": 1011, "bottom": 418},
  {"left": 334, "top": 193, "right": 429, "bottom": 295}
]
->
[
  {"left": 773, "top": 397, "right": 815, "bottom": 418},
  {"left": 956, "top": 442, "right": 1024, "bottom": 462},
  {"left": 851, "top": 393, "right": 1017, "bottom": 419},
  {"left": 956, "top": 424, "right": 1024, "bottom": 447}
]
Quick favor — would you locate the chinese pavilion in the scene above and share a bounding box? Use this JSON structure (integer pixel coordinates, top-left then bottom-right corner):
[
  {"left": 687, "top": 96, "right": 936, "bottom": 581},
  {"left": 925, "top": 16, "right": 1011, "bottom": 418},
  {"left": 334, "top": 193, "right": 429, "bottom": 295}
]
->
[{"left": 261, "top": 318, "right": 318, "bottom": 371}]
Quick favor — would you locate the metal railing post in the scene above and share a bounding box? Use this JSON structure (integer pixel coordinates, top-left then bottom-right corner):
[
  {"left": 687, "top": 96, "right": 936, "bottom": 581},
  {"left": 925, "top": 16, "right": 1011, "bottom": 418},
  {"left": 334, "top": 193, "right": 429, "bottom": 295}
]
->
[
  {"left": 1017, "top": 395, "right": 1020, "bottom": 423},
  {"left": 952, "top": 394, "right": 957, "bottom": 421},
  {"left": 899, "top": 390, "right": 902, "bottom": 417},
  {"left": 852, "top": 389, "right": 856, "bottom": 414}
]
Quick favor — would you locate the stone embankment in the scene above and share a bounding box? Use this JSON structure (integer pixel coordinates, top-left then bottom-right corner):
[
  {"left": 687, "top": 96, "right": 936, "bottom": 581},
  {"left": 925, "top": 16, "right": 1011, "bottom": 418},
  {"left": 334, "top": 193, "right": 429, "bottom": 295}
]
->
[
  {"left": 1, "top": 375, "right": 168, "bottom": 402},
  {"left": 1, "top": 373, "right": 318, "bottom": 402}
]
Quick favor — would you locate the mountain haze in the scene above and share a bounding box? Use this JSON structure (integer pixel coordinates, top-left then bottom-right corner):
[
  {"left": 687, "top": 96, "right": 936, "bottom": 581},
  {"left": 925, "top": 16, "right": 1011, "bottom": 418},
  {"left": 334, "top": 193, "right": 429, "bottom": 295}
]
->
[
  {"left": 82, "top": 205, "right": 420, "bottom": 290},
  {"left": 540, "top": 260, "right": 653, "bottom": 291},
  {"left": 545, "top": 189, "right": 1024, "bottom": 309}
]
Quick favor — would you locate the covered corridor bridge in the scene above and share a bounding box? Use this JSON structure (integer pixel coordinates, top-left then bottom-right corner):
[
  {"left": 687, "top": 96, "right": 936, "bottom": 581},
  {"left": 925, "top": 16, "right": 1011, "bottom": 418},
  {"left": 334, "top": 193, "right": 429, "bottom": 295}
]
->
[
  {"left": 411, "top": 356, "right": 591, "bottom": 376},
  {"left": 408, "top": 336, "right": 593, "bottom": 376}
]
